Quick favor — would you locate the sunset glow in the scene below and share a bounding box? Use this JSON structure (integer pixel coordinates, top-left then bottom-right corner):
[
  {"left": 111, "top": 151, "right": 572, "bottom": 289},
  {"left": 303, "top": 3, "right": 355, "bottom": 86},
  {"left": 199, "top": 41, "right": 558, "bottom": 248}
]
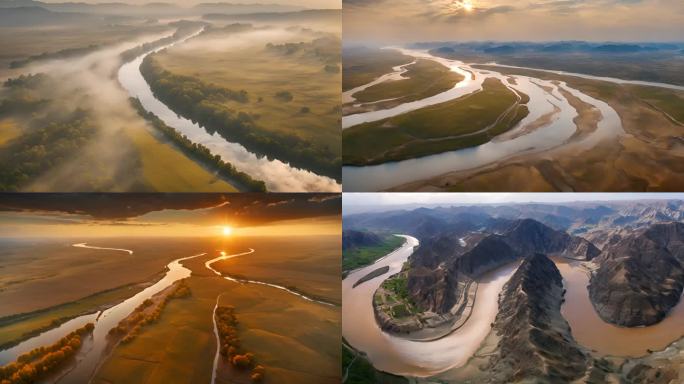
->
[
  {"left": 463, "top": 0, "right": 473, "bottom": 12},
  {"left": 222, "top": 226, "right": 233, "bottom": 236}
]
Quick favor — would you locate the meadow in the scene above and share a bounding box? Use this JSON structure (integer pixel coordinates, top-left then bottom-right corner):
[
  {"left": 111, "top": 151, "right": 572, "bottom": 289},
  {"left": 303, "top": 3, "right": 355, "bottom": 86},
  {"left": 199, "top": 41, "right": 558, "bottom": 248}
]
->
[
  {"left": 350, "top": 59, "right": 464, "bottom": 106},
  {"left": 343, "top": 78, "right": 529, "bottom": 166}
]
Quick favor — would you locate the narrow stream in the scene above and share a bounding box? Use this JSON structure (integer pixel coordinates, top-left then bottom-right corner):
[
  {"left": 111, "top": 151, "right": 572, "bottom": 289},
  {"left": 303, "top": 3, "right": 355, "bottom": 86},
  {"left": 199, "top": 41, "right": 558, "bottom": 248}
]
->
[
  {"left": 117, "top": 28, "right": 341, "bottom": 192},
  {"left": 72, "top": 243, "right": 134, "bottom": 255}
]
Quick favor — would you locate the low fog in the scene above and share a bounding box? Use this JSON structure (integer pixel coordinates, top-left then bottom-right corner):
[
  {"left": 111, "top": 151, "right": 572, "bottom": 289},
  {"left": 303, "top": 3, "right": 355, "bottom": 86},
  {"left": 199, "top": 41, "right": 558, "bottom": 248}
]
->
[{"left": 12, "top": 30, "right": 174, "bottom": 191}]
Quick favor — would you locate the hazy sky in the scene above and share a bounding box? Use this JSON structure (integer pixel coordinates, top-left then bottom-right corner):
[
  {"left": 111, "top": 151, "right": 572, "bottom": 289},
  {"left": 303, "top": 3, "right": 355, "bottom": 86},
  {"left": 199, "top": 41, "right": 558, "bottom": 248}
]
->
[
  {"left": 39, "top": 0, "right": 342, "bottom": 8},
  {"left": 344, "top": 0, "right": 684, "bottom": 44},
  {"left": 0, "top": 194, "right": 340, "bottom": 238},
  {"left": 343, "top": 193, "right": 684, "bottom": 213}
]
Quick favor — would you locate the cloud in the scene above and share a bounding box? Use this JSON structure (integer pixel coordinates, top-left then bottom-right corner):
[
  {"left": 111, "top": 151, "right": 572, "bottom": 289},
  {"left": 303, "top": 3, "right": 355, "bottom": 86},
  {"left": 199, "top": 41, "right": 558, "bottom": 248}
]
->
[
  {"left": 0, "top": 193, "right": 341, "bottom": 226},
  {"left": 343, "top": 0, "right": 684, "bottom": 43}
]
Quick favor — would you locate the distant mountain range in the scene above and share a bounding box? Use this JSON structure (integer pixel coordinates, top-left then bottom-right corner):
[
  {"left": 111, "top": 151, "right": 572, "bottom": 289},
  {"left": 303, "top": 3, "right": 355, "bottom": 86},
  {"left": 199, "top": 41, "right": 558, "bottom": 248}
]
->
[
  {"left": 414, "top": 41, "right": 684, "bottom": 55},
  {"left": 0, "top": 0, "right": 309, "bottom": 20},
  {"left": 345, "top": 200, "right": 684, "bottom": 327}
]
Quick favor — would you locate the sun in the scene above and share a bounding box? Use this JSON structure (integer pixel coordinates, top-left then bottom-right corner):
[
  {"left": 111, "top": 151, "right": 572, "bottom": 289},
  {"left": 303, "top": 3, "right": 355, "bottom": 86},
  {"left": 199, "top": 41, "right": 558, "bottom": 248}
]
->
[
  {"left": 463, "top": 0, "right": 474, "bottom": 12},
  {"left": 222, "top": 226, "right": 233, "bottom": 236}
]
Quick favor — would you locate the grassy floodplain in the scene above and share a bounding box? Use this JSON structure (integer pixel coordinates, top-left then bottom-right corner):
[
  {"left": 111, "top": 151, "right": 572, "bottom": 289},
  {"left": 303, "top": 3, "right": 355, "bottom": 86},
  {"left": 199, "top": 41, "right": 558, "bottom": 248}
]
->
[
  {"left": 343, "top": 77, "right": 529, "bottom": 166},
  {"left": 404, "top": 65, "right": 684, "bottom": 191},
  {"left": 144, "top": 24, "right": 342, "bottom": 181},
  {"left": 92, "top": 236, "right": 341, "bottom": 384},
  {"left": 342, "top": 234, "right": 404, "bottom": 272},
  {"left": 0, "top": 237, "right": 212, "bottom": 348},
  {"left": 350, "top": 59, "right": 465, "bottom": 105}
]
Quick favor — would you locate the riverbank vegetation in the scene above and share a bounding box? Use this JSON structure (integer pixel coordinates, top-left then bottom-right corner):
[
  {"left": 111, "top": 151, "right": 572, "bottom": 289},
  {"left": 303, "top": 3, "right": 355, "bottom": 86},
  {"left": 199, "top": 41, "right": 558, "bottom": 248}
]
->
[
  {"left": 130, "top": 98, "right": 266, "bottom": 192},
  {"left": 410, "top": 65, "right": 684, "bottom": 192},
  {"left": 0, "top": 323, "right": 94, "bottom": 384},
  {"left": 343, "top": 235, "right": 404, "bottom": 272},
  {"left": 0, "top": 282, "right": 155, "bottom": 350},
  {"left": 343, "top": 78, "right": 529, "bottom": 166},
  {"left": 109, "top": 279, "right": 192, "bottom": 344},
  {"left": 141, "top": 24, "right": 341, "bottom": 181},
  {"left": 216, "top": 305, "right": 265, "bottom": 382},
  {"left": 0, "top": 74, "right": 98, "bottom": 190},
  {"left": 342, "top": 344, "right": 407, "bottom": 384},
  {"left": 351, "top": 59, "right": 464, "bottom": 105}
]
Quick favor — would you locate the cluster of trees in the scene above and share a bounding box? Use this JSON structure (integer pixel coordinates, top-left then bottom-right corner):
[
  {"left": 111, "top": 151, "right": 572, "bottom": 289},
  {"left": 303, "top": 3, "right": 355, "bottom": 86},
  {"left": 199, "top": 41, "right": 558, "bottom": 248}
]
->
[
  {"left": 0, "top": 323, "right": 94, "bottom": 384},
  {"left": 140, "top": 56, "right": 341, "bottom": 181},
  {"left": 0, "top": 73, "right": 97, "bottom": 191},
  {"left": 265, "top": 36, "right": 342, "bottom": 69},
  {"left": 109, "top": 279, "right": 192, "bottom": 344},
  {"left": 0, "top": 74, "right": 49, "bottom": 116},
  {"left": 130, "top": 98, "right": 267, "bottom": 192},
  {"left": 274, "top": 91, "right": 293, "bottom": 102},
  {"left": 215, "top": 306, "right": 264, "bottom": 383},
  {"left": 0, "top": 109, "right": 96, "bottom": 191}
]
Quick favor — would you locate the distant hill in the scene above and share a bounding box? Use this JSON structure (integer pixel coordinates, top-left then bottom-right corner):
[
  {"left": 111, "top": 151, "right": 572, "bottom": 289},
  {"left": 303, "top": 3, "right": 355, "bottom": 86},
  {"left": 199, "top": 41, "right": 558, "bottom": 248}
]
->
[
  {"left": 0, "top": 6, "right": 102, "bottom": 26},
  {"left": 342, "top": 229, "right": 381, "bottom": 251},
  {"left": 0, "top": 0, "right": 306, "bottom": 17}
]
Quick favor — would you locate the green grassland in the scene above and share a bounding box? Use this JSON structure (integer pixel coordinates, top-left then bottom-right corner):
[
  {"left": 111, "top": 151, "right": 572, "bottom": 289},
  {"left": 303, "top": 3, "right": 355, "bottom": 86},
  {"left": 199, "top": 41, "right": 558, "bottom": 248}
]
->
[
  {"left": 343, "top": 47, "right": 413, "bottom": 91},
  {"left": 149, "top": 25, "right": 341, "bottom": 179},
  {"left": 342, "top": 234, "right": 404, "bottom": 272},
  {"left": 343, "top": 78, "right": 529, "bottom": 166},
  {"left": 351, "top": 59, "right": 464, "bottom": 104}
]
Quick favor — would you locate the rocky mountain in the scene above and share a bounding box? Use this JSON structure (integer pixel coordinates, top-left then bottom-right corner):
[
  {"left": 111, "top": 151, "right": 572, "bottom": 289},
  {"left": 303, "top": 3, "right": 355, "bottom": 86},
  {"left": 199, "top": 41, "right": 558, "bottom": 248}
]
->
[
  {"left": 503, "top": 219, "right": 600, "bottom": 261},
  {"left": 487, "top": 254, "right": 589, "bottom": 383},
  {"left": 344, "top": 200, "right": 684, "bottom": 239},
  {"left": 406, "top": 219, "right": 598, "bottom": 315},
  {"left": 342, "top": 229, "right": 382, "bottom": 251},
  {"left": 589, "top": 222, "right": 684, "bottom": 326}
]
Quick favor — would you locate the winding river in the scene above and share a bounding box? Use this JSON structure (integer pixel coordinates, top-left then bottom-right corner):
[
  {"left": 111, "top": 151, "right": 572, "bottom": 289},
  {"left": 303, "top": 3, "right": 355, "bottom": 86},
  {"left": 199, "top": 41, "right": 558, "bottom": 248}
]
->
[
  {"left": 117, "top": 29, "right": 340, "bottom": 192},
  {"left": 554, "top": 258, "right": 684, "bottom": 357},
  {"left": 341, "top": 48, "right": 626, "bottom": 191},
  {"left": 342, "top": 235, "right": 518, "bottom": 377},
  {"left": 342, "top": 234, "right": 684, "bottom": 378},
  {"left": 0, "top": 244, "right": 205, "bottom": 383}
]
